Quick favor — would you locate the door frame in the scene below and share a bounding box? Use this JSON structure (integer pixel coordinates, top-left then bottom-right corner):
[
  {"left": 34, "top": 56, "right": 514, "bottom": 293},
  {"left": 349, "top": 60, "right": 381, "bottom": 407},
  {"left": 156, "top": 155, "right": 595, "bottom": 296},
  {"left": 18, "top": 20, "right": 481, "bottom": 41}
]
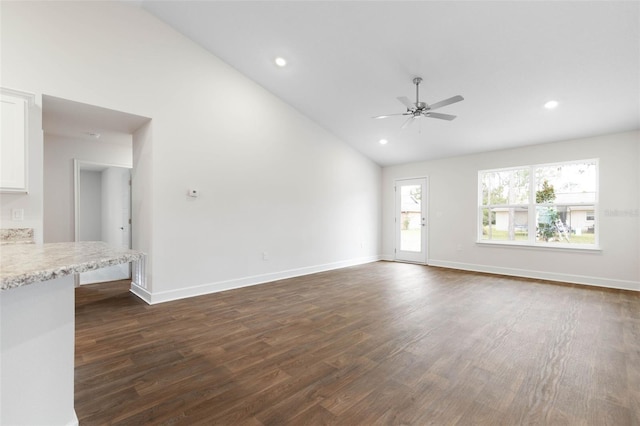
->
[
  {"left": 73, "top": 159, "right": 132, "bottom": 286},
  {"left": 395, "top": 177, "right": 429, "bottom": 264}
]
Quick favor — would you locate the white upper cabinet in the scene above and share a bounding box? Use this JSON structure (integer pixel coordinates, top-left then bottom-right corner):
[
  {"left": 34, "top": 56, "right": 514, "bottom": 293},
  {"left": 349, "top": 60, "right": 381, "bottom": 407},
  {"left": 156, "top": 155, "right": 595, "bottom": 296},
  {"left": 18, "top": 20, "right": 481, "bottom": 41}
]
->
[{"left": 1, "top": 88, "right": 33, "bottom": 193}]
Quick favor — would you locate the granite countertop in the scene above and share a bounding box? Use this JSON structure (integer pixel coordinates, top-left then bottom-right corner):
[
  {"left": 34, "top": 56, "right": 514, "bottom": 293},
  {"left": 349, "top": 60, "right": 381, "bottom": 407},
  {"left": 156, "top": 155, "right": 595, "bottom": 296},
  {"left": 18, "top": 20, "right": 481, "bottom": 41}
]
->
[
  {"left": 1, "top": 228, "right": 34, "bottom": 245},
  {"left": 0, "top": 241, "right": 145, "bottom": 290}
]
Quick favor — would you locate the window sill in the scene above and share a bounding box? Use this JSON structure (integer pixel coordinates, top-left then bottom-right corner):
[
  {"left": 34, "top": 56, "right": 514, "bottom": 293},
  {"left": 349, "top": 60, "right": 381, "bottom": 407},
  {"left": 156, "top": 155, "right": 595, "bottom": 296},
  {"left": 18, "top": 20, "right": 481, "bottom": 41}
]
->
[{"left": 476, "top": 240, "right": 602, "bottom": 253}]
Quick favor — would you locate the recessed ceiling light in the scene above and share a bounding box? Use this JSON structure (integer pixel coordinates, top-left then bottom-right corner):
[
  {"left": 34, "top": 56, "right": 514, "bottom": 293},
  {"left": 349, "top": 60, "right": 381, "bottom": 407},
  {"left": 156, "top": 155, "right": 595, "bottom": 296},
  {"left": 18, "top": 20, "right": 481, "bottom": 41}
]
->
[
  {"left": 544, "top": 100, "right": 559, "bottom": 109},
  {"left": 274, "top": 57, "right": 287, "bottom": 67},
  {"left": 379, "top": 139, "right": 388, "bottom": 145}
]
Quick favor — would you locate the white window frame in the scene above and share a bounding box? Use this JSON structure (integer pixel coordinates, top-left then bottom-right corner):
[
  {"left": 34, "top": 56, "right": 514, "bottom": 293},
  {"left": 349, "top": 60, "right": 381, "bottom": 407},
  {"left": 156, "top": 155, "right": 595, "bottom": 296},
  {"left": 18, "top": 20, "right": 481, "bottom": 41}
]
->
[{"left": 478, "top": 159, "right": 599, "bottom": 250}]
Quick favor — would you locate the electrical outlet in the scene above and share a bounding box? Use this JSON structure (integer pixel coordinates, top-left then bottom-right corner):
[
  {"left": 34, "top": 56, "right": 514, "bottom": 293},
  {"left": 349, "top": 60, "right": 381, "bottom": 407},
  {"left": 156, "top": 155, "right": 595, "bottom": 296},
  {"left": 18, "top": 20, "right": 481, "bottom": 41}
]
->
[
  {"left": 11, "top": 209, "right": 24, "bottom": 221},
  {"left": 262, "top": 251, "right": 269, "bottom": 261}
]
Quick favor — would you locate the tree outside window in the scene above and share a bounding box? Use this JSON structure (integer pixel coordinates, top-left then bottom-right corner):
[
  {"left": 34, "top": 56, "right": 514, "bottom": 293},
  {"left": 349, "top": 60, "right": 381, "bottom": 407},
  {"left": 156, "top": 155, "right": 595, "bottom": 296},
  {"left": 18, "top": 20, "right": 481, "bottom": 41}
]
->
[{"left": 479, "top": 160, "right": 598, "bottom": 247}]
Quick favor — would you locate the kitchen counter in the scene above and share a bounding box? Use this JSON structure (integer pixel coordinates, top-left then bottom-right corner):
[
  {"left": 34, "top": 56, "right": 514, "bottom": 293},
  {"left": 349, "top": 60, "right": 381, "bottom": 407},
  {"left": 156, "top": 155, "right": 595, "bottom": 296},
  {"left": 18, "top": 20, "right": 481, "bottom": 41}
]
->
[
  {"left": 1, "top": 241, "right": 144, "bottom": 290},
  {"left": 0, "top": 227, "right": 34, "bottom": 245},
  {"left": 0, "top": 241, "right": 146, "bottom": 425}
]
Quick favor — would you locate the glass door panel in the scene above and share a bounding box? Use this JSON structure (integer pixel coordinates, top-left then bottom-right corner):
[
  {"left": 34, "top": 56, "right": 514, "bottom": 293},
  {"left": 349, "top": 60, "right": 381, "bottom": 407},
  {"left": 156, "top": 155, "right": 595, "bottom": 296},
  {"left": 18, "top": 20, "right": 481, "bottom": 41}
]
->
[{"left": 395, "top": 178, "right": 427, "bottom": 263}]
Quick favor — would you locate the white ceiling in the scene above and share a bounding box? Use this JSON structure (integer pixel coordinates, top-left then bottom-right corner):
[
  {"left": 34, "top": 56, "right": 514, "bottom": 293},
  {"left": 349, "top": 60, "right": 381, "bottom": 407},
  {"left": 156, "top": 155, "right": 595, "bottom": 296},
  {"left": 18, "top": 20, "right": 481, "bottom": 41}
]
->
[{"left": 142, "top": 1, "right": 640, "bottom": 167}]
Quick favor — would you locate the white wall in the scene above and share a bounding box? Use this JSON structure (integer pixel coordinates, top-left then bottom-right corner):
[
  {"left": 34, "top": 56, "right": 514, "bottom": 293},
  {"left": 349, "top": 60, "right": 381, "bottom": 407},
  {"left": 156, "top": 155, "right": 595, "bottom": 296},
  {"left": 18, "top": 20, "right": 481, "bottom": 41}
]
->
[
  {"left": 383, "top": 130, "right": 640, "bottom": 290},
  {"left": 1, "top": 2, "right": 381, "bottom": 302},
  {"left": 131, "top": 121, "right": 154, "bottom": 290},
  {"left": 43, "top": 133, "right": 132, "bottom": 243},
  {"left": 78, "top": 170, "right": 102, "bottom": 242}
]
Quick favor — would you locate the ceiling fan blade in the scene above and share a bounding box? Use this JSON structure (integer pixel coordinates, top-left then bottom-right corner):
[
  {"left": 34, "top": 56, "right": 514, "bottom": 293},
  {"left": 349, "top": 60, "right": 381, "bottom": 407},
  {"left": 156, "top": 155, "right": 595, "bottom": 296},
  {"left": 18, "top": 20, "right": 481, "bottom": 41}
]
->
[
  {"left": 397, "top": 96, "right": 415, "bottom": 110},
  {"left": 400, "top": 116, "right": 416, "bottom": 129},
  {"left": 372, "top": 113, "right": 410, "bottom": 119},
  {"left": 426, "top": 112, "right": 457, "bottom": 121},
  {"left": 429, "top": 95, "right": 464, "bottom": 110}
]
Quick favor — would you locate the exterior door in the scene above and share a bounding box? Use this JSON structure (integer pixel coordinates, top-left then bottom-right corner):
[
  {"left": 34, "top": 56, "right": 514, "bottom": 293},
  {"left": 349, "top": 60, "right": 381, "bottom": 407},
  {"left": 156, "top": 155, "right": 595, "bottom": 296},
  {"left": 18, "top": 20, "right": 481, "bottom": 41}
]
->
[{"left": 395, "top": 178, "right": 428, "bottom": 263}]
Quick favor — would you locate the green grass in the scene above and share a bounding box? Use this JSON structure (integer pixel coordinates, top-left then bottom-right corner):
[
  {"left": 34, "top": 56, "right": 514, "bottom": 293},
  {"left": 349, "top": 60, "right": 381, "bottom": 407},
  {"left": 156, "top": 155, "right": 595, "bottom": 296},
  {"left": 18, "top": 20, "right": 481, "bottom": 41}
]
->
[
  {"left": 483, "top": 228, "right": 595, "bottom": 244},
  {"left": 403, "top": 226, "right": 596, "bottom": 245},
  {"left": 558, "top": 233, "right": 595, "bottom": 244},
  {"left": 482, "top": 229, "right": 528, "bottom": 241}
]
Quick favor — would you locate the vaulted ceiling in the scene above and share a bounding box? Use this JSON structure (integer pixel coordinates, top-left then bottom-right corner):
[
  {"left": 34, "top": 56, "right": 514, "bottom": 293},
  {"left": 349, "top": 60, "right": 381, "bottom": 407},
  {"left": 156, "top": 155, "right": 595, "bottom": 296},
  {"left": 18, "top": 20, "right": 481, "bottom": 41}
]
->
[{"left": 140, "top": 1, "right": 639, "bottom": 166}]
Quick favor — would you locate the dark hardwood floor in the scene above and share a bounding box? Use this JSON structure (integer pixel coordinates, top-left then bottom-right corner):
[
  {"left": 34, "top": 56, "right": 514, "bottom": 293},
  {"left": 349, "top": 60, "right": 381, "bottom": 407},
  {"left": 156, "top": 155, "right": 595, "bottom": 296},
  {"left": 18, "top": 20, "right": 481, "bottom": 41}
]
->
[{"left": 75, "top": 262, "right": 640, "bottom": 425}]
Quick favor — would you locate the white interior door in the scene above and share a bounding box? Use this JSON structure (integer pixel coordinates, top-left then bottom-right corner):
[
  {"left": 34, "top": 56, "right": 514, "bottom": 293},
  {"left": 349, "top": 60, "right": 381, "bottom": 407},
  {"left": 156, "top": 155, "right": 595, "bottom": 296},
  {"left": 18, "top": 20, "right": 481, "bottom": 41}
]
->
[{"left": 395, "top": 177, "right": 428, "bottom": 263}]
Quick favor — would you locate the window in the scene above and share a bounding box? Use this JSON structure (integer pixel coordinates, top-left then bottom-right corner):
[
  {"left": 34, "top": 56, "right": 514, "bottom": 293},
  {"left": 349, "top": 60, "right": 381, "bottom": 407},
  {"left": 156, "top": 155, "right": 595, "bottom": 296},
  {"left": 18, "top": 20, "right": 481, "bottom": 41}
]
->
[{"left": 479, "top": 159, "right": 598, "bottom": 248}]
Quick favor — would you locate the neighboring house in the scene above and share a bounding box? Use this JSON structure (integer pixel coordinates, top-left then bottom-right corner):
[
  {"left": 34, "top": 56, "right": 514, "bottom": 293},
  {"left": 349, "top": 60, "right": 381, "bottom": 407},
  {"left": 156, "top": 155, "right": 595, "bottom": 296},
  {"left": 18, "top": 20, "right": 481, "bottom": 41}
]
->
[
  {"left": 494, "top": 206, "right": 595, "bottom": 234},
  {"left": 400, "top": 194, "right": 421, "bottom": 230},
  {"left": 565, "top": 207, "right": 596, "bottom": 234},
  {"left": 494, "top": 208, "right": 528, "bottom": 232}
]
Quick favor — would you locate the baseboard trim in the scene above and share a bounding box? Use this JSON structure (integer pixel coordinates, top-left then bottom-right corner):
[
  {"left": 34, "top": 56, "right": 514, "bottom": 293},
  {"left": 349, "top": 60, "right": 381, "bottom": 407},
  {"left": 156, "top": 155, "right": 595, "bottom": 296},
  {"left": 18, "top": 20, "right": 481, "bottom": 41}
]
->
[
  {"left": 134, "top": 255, "right": 381, "bottom": 305},
  {"left": 65, "top": 411, "right": 79, "bottom": 426},
  {"left": 129, "top": 282, "right": 153, "bottom": 304},
  {"left": 428, "top": 259, "right": 640, "bottom": 292}
]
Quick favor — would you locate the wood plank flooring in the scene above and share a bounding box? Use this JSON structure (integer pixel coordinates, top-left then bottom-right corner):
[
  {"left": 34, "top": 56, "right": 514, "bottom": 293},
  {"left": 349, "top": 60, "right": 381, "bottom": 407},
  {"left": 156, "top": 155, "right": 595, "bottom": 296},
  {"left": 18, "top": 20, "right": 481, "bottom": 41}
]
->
[{"left": 75, "top": 262, "right": 640, "bottom": 425}]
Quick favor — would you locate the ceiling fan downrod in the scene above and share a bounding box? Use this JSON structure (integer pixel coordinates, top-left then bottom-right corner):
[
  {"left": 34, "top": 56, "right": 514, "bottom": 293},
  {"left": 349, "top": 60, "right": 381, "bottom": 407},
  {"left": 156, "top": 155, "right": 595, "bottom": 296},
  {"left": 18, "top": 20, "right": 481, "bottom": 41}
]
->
[{"left": 413, "top": 77, "right": 426, "bottom": 110}]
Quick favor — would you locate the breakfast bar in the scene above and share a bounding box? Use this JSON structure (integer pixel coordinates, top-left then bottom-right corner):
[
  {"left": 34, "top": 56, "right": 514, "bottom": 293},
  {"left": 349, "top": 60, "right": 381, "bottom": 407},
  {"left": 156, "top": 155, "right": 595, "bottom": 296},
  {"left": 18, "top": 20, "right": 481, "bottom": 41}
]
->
[{"left": 0, "top": 241, "right": 145, "bottom": 426}]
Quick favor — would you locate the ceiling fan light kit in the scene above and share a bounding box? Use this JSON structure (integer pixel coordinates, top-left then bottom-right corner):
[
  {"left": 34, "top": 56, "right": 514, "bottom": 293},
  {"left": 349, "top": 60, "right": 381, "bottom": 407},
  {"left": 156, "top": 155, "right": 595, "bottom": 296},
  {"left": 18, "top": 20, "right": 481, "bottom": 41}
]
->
[{"left": 374, "top": 77, "right": 464, "bottom": 129}]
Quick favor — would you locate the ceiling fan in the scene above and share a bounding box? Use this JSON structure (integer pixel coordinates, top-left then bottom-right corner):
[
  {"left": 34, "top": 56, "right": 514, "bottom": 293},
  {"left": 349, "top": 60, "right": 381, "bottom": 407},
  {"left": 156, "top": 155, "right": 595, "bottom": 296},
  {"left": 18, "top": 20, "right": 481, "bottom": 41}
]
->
[{"left": 373, "top": 77, "right": 464, "bottom": 129}]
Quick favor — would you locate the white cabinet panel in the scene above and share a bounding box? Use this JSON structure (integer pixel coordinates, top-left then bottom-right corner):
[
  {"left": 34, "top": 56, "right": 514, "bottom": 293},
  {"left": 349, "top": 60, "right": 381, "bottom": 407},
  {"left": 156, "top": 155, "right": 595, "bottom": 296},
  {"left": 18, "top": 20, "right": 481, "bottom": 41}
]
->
[{"left": 1, "top": 88, "right": 32, "bottom": 193}]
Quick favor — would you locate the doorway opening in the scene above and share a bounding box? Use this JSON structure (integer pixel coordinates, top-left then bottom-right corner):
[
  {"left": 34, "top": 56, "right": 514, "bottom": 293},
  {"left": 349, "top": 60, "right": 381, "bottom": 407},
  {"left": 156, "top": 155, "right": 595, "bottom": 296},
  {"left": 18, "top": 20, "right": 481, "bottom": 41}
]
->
[
  {"left": 41, "top": 95, "right": 150, "bottom": 285},
  {"left": 74, "top": 160, "right": 132, "bottom": 284}
]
